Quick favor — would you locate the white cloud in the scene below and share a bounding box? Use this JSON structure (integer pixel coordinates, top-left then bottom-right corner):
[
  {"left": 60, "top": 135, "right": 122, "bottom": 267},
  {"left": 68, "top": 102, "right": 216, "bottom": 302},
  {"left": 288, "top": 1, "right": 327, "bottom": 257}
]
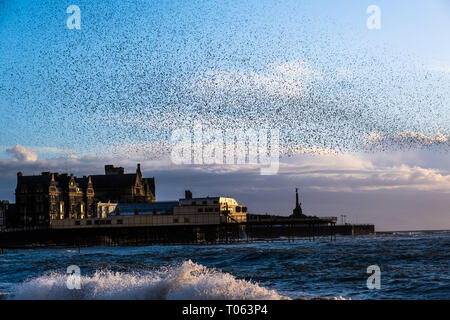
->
[
  {"left": 2, "top": 144, "right": 450, "bottom": 195},
  {"left": 29, "top": 146, "right": 75, "bottom": 155},
  {"left": 193, "top": 60, "right": 321, "bottom": 98},
  {"left": 364, "top": 131, "right": 450, "bottom": 149},
  {"left": 428, "top": 65, "right": 450, "bottom": 73},
  {"left": 268, "top": 61, "right": 321, "bottom": 78},
  {"left": 280, "top": 153, "right": 450, "bottom": 193},
  {"left": 5, "top": 144, "right": 38, "bottom": 162}
]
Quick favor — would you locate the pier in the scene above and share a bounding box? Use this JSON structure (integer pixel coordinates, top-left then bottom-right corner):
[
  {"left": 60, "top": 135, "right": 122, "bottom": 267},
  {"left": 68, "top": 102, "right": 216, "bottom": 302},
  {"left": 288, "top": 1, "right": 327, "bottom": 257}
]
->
[
  {"left": 0, "top": 217, "right": 374, "bottom": 248},
  {"left": 0, "top": 173, "right": 375, "bottom": 249}
]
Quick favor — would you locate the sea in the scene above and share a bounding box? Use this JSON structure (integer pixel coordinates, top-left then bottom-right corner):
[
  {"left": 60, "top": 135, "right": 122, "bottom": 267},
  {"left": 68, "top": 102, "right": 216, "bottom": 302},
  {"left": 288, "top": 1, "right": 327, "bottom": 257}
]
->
[{"left": 0, "top": 230, "right": 448, "bottom": 300}]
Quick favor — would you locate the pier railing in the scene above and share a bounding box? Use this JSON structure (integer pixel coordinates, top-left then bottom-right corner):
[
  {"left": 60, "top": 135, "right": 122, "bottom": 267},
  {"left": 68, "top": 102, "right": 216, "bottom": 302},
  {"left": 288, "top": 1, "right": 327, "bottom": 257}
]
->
[{"left": 0, "top": 226, "right": 51, "bottom": 233}]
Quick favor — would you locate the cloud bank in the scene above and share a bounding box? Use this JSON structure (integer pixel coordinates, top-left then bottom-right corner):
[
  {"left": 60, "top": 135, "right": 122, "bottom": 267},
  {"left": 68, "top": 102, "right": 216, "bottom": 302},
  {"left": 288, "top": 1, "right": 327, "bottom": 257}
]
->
[{"left": 1, "top": 145, "right": 450, "bottom": 230}]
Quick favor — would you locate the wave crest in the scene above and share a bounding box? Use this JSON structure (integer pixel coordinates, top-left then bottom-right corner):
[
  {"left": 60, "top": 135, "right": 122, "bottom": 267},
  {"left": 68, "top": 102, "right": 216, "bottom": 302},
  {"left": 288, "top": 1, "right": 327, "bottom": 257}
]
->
[{"left": 10, "top": 260, "right": 288, "bottom": 300}]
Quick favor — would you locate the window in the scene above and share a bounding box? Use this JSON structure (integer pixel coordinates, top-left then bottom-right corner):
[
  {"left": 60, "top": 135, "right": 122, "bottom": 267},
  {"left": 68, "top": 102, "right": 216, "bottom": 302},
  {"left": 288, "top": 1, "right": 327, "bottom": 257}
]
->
[
  {"left": 236, "top": 206, "right": 241, "bottom": 212},
  {"left": 75, "top": 220, "right": 81, "bottom": 225},
  {"left": 173, "top": 218, "right": 179, "bottom": 223},
  {"left": 86, "top": 220, "right": 92, "bottom": 225},
  {"left": 106, "top": 220, "right": 112, "bottom": 225},
  {"left": 117, "top": 219, "right": 123, "bottom": 225},
  {"left": 184, "top": 218, "right": 190, "bottom": 223},
  {"left": 202, "top": 201, "right": 207, "bottom": 205},
  {"left": 198, "top": 208, "right": 203, "bottom": 213},
  {"left": 192, "top": 201, "right": 196, "bottom": 205}
]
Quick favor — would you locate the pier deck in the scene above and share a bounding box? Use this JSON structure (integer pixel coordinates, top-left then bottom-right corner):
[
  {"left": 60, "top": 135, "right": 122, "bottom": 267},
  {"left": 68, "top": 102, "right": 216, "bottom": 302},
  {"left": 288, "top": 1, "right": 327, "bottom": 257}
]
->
[{"left": 0, "top": 216, "right": 375, "bottom": 248}]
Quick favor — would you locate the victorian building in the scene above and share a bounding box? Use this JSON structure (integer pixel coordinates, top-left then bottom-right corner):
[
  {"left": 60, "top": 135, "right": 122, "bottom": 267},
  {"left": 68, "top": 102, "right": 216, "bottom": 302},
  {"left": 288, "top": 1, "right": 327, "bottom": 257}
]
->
[
  {"left": 90, "top": 164, "right": 155, "bottom": 203},
  {"left": 14, "top": 164, "right": 155, "bottom": 227}
]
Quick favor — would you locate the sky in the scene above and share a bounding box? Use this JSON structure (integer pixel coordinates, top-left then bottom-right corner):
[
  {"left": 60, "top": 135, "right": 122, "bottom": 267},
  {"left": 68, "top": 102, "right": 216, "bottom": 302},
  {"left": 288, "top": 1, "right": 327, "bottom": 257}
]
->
[{"left": 1, "top": 0, "right": 450, "bottom": 231}]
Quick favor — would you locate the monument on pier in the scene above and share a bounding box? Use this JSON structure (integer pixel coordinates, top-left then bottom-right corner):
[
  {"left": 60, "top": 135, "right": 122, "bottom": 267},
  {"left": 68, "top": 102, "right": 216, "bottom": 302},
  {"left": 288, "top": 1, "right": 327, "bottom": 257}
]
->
[{"left": 291, "top": 188, "right": 306, "bottom": 218}]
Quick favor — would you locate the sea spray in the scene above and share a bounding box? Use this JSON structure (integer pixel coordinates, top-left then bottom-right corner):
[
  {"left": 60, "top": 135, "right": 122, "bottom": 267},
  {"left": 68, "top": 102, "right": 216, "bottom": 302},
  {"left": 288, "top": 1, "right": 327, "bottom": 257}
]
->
[{"left": 10, "top": 260, "right": 289, "bottom": 300}]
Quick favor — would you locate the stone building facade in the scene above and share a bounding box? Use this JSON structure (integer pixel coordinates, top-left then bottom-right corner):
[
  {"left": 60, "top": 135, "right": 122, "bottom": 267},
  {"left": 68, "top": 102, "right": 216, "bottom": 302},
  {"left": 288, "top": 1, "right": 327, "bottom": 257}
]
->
[
  {"left": 0, "top": 200, "right": 9, "bottom": 228},
  {"left": 14, "top": 164, "right": 155, "bottom": 227}
]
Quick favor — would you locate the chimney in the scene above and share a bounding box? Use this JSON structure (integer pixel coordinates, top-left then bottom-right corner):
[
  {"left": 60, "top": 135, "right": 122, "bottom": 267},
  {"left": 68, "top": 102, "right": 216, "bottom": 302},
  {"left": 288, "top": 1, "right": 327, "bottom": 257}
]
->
[
  {"left": 17, "top": 172, "right": 22, "bottom": 177},
  {"left": 185, "top": 190, "right": 192, "bottom": 199},
  {"left": 105, "top": 165, "right": 124, "bottom": 175},
  {"left": 105, "top": 165, "right": 113, "bottom": 175},
  {"left": 295, "top": 188, "right": 299, "bottom": 208}
]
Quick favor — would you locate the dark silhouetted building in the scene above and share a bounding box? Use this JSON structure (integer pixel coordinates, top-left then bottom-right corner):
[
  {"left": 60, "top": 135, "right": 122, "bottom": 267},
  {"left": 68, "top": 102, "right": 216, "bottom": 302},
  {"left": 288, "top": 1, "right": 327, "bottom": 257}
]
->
[
  {"left": 13, "top": 164, "right": 155, "bottom": 227},
  {"left": 15, "top": 172, "right": 95, "bottom": 226},
  {"left": 90, "top": 164, "right": 155, "bottom": 203}
]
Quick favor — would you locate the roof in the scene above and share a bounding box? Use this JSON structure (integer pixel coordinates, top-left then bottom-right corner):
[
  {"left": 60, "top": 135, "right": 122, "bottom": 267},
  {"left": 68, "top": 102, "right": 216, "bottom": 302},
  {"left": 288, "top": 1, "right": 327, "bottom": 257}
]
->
[
  {"left": 179, "top": 197, "right": 220, "bottom": 201},
  {"left": 17, "top": 175, "right": 51, "bottom": 187},
  {"left": 17, "top": 174, "right": 87, "bottom": 190},
  {"left": 115, "top": 201, "right": 179, "bottom": 215},
  {"left": 90, "top": 174, "right": 137, "bottom": 189}
]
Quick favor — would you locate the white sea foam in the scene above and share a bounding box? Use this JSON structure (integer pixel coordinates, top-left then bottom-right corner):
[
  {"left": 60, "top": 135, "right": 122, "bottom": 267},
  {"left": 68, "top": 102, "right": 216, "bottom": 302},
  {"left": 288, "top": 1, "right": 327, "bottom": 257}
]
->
[{"left": 9, "top": 260, "right": 289, "bottom": 300}]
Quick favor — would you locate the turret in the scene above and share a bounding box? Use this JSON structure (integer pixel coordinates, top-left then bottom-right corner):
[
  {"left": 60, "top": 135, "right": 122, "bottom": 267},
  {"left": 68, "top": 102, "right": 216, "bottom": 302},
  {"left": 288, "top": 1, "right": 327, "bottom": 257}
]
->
[{"left": 136, "top": 163, "right": 142, "bottom": 177}]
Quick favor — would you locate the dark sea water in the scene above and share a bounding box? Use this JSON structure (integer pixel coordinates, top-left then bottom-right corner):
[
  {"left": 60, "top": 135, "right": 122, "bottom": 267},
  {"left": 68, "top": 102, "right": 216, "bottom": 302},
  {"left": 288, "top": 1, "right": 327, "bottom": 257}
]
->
[{"left": 0, "top": 231, "right": 449, "bottom": 300}]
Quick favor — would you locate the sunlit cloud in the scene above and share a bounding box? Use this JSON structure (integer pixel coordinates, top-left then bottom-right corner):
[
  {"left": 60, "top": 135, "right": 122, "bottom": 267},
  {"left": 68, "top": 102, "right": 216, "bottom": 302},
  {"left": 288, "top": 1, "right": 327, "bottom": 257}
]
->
[{"left": 364, "top": 131, "right": 450, "bottom": 150}]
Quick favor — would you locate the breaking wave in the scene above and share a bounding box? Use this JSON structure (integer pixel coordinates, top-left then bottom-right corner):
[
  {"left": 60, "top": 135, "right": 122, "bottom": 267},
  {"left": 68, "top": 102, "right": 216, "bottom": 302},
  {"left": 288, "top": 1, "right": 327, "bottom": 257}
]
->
[{"left": 9, "top": 260, "right": 288, "bottom": 300}]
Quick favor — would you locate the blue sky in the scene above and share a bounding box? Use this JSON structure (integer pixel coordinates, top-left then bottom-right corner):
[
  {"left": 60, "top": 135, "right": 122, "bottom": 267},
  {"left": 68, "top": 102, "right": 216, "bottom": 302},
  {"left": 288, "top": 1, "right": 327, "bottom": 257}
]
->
[
  {"left": 1, "top": 1, "right": 450, "bottom": 230},
  {"left": 1, "top": 0, "right": 449, "bottom": 155}
]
